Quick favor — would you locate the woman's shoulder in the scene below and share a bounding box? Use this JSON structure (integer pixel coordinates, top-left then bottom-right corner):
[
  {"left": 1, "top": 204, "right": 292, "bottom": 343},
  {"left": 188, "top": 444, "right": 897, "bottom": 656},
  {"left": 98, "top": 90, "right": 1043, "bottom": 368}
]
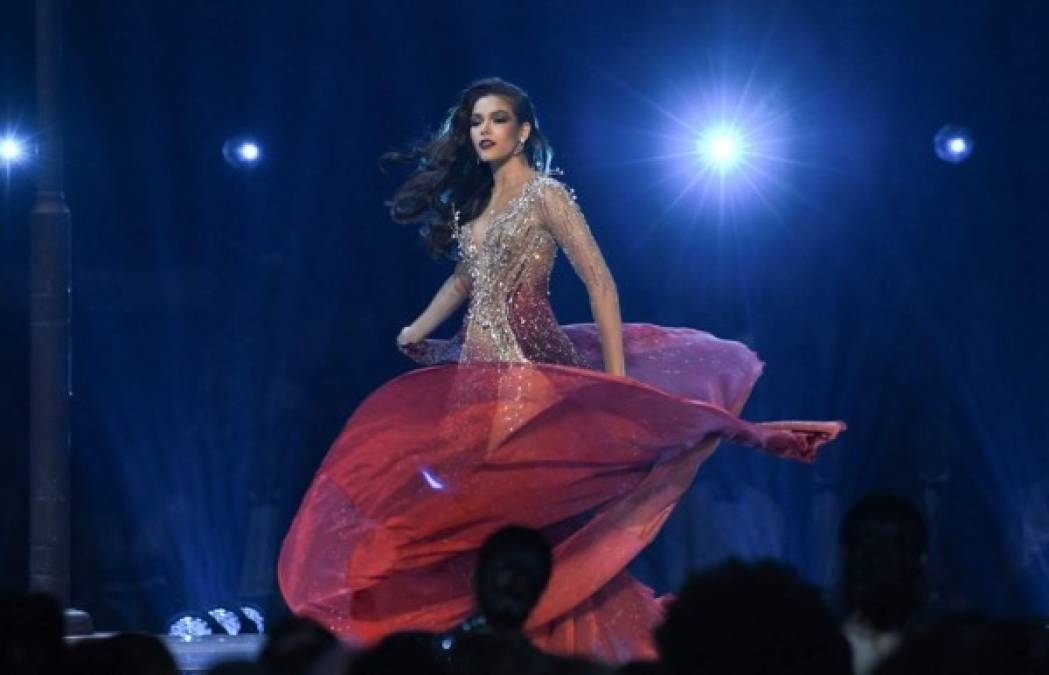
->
[{"left": 532, "top": 173, "right": 578, "bottom": 204}]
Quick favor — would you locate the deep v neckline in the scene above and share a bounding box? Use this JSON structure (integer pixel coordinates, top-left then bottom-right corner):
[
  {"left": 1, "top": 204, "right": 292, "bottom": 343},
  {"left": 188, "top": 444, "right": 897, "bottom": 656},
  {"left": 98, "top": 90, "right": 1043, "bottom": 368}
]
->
[{"left": 467, "top": 174, "right": 539, "bottom": 252}]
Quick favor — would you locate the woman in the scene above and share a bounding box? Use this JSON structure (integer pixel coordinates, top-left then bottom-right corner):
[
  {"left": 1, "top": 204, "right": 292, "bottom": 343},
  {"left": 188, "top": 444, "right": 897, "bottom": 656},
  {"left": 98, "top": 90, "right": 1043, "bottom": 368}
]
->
[{"left": 278, "top": 78, "right": 845, "bottom": 663}]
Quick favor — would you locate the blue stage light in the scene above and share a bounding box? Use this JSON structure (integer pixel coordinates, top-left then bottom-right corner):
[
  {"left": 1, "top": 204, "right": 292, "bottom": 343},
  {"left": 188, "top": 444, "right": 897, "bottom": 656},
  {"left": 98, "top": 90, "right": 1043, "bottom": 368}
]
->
[
  {"left": 167, "top": 613, "right": 215, "bottom": 641},
  {"left": 168, "top": 605, "right": 264, "bottom": 639},
  {"left": 1, "top": 135, "right": 27, "bottom": 166},
  {"left": 238, "top": 142, "right": 260, "bottom": 162},
  {"left": 637, "top": 79, "right": 793, "bottom": 220},
  {"left": 934, "top": 125, "right": 973, "bottom": 163},
  {"left": 697, "top": 126, "right": 746, "bottom": 172},
  {"left": 222, "top": 136, "right": 263, "bottom": 170},
  {"left": 207, "top": 607, "right": 242, "bottom": 636},
  {"left": 240, "top": 605, "right": 265, "bottom": 633}
]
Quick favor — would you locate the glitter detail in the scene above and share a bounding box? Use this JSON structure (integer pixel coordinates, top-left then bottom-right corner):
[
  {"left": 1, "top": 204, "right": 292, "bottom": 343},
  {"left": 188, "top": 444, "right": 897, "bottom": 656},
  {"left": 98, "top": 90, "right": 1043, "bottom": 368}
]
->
[{"left": 452, "top": 174, "right": 614, "bottom": 368}]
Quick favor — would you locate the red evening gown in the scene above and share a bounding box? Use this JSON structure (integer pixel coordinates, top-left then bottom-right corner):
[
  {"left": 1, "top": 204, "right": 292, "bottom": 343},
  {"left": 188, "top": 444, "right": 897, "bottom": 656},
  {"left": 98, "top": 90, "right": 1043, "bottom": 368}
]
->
[{"left": 277, "top": 174, "right": 845, "bottom": 663}]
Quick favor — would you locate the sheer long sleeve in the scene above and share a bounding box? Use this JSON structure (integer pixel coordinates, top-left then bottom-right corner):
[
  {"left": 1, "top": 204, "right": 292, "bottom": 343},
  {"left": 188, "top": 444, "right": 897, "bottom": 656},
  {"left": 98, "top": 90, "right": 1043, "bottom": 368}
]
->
[{"left": 539, "top": 180, "right": 625, "bottom": 376}]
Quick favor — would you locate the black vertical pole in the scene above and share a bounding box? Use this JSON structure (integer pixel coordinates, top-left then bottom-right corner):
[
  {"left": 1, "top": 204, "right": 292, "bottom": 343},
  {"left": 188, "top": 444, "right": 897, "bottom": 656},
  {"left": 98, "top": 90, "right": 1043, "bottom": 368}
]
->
[{"left": 28, "top": 0, "right": 90, "bottom": 634}]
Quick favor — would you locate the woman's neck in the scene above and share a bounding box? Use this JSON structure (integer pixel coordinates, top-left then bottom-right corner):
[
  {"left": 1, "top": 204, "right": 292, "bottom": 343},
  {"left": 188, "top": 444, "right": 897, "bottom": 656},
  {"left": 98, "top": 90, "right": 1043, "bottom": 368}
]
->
[{"left": 489, "top": 156, "right": 535, "bottom": 195}]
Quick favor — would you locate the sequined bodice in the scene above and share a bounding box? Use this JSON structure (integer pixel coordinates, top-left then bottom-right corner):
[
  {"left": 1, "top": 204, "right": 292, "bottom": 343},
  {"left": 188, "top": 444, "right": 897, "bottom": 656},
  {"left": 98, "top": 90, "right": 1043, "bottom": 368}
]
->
[{"left": 451, "top": 174, "right": 600, "bottom": 367}]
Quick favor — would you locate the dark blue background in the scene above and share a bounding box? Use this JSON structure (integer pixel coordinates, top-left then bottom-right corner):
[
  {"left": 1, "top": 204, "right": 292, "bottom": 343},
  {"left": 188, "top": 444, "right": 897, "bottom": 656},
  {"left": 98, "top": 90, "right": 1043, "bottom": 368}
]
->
[{"left": 2, "top": 0, "right": 1046, "bottom": 631}]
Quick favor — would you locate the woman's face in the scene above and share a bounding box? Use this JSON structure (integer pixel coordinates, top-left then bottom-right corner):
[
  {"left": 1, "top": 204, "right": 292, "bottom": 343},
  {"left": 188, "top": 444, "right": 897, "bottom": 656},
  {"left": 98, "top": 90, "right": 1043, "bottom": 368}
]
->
[{"left": 469, "top": 94, "right": 530, "bottom": 164}]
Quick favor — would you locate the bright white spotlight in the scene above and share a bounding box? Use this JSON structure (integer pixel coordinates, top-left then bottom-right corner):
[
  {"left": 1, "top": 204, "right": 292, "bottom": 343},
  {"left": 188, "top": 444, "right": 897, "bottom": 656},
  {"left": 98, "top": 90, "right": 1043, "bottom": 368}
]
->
[
  {"left": 238, "top": 142, "right": 259, "bottom": 162},
  {"left": 223, "top": 136, "right": 263, "bottom": 170},
  {"left": 634, "top": 73, "right": 796, "bottom": 219},
  {"left": 1, "top": 135, "right": 26, "bottom": 165},
  {"left": 934, "top": 125, "right": 973, "bottom": 163},
  {"left": 710, "top": 134, "right": 739, "bottom": 162},
  {"left": 697, "top": 126, "right": 746, "bottom": 172}
]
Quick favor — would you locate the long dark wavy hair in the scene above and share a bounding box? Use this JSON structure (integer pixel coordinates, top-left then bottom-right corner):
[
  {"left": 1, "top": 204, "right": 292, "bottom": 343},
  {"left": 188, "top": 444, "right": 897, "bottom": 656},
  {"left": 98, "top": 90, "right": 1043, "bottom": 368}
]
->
[{"left": 380, "top": 78, "right": 554, "bottom": 258}]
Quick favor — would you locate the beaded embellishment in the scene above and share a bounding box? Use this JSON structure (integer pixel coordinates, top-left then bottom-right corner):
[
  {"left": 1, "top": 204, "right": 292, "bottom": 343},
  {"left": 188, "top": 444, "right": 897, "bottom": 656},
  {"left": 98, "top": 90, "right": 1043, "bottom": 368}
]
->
[{"left": 452, "top": 174, "right": 609, "bottom": 367}]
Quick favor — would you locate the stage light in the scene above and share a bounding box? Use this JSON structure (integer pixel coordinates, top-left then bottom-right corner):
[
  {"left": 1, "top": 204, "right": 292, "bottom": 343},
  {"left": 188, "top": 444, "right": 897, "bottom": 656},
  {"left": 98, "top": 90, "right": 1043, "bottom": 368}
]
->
[
  {"left": 167, "top": 613, "right": 215, "bottom": 641},
  {"left": 620, "top": 71, "right": 803, "bottom": 220},
  {"left": 238, "top": 142, "right": 259, "bottom": 162},
  {"left": 222, "top": 136, "right": 263, "bottom": 170},
  {"left": 239, "top": 605, "right": 265, "bottom": 633},
  {"left": 207, "top": 606, "right": 242, "bottom": 636},
  {"left": 697, "top": 126, "right": 745, "bottom": 172},
  {"left": 934, "top": 125, "right": 973, "bottom": 163},
  {"left": 1, "top": 135, "right": 27, "bottom": 165},
  {"left": 167, "top": 605, "right": 264, "bottom": 640}
]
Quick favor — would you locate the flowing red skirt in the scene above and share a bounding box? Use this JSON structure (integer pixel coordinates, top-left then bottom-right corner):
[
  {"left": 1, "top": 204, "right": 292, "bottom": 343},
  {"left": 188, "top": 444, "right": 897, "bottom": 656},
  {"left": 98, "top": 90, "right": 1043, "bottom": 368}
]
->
[{"left": 277, "top": 324, "right": 844, "bottom": 663}]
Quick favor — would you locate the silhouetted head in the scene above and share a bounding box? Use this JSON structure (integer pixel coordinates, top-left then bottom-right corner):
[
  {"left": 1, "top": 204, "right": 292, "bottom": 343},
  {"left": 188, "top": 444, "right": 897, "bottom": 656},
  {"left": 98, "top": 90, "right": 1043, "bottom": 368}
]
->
[
  {"left": 473, "top": 526, "right": 553, "bottom": 630},
  {"left": 840, "top": 493, "right": 929, "bottom": 630},
  {"left": 353, "top": 631, "right": 446, "bottom": 675},
  {"left": 66, "top": 633, "right": 175, "bottom": 675},
  {"left": 655, "top": 559, "right": 852, "bottom": 675},
  {"left": 259, "top": 615, "right": 337, "bottom": 675},
  {"left": 0, "top": 593, "right": 66, "bottom": 675}
]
